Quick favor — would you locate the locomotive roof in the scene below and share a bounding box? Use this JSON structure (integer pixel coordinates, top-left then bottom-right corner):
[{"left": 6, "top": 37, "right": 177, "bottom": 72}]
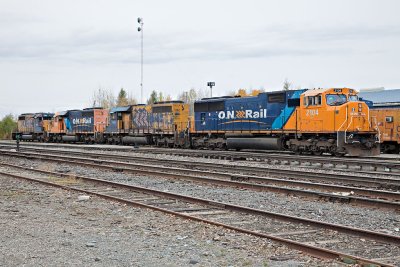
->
[
  {"left": 56, "top": 110, "right": 69, "bottom": 116},
  {"left": 303, "top": 88, "right": 358, "bottom": 97},
  {"left": 83, "top": 107, "right": 104, "bottom": 110},
  {"left": 359, "top": 88, "right": 400, "bottom": 103},
  {"left": 153, "top": 101, "right": 184, "bottom": 104},
  {"left": 370, "top": 102, "right": 400, "bottom": 109},
  {"left": 200, "top": 96, "right": 234, "bottom": 100},
  {"left": 195, "top": 89, "right": 304, "bottom": 103},
  {"left": 34, "top": 112, "right": 54, "bottom": 117},
  {"left": 110, "top": 106, "right": 132, "bottom": 113}
]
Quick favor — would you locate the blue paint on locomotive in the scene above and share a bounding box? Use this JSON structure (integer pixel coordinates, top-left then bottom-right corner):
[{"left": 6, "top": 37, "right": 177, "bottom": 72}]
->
[
  {"left": 33, "top": 113, "right": 54, "bottom": 133},
  {"left": 194, "top": 89, "right": 306, "bottom": 132},
  {"left": 104, "top": 106, "right": 132, "bottom": 133},
  {"left": 67, "top": 110, "right": 94, "bottom": 133},
  {"left": 271, "top": 90, "right": 305, "bottom": 129},
  {"left": 104, "top": 113, "right": 118, "bottom": 133}
]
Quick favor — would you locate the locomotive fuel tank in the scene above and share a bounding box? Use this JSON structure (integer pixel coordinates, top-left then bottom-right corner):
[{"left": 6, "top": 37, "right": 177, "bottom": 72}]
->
[
  {"left": 122, "top": 136, "right": 148, "bottom": 145},
  {"left": 21, "top": 134, "right": 34, "bottom": 140},
  {"left": 62, "top": 135, "right": 79, "bottom": 142},
  {"left": 226, "top": 137, "right": 282, "bottom": 150}
]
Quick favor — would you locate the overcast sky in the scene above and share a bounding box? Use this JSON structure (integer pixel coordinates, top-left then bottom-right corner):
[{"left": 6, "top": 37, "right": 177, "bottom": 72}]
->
[{"left": 0, "top": 0, "right": 399, "bottom": 117}]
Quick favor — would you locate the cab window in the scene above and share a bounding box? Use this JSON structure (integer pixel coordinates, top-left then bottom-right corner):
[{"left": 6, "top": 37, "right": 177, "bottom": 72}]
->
[
  {"left": 304, "top": 95, "right": 322, "bottom": 106},
  {"left": 348, "top": 95, "right": 358, "bottom": 102},
  {"left": 326, "top": 94, "right": 347, "bottom": 106}
]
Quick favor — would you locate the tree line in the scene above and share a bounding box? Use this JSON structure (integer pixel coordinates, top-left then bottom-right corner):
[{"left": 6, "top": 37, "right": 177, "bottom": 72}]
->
[
  {"left": 0, "top": 114, "right": 17, "bottom": 139},
  {"left": 90, "top": 79, "right": 294, "bottom": 109},
  {"left": 90, "top": 87, "right": 211, "bottom": 108}
]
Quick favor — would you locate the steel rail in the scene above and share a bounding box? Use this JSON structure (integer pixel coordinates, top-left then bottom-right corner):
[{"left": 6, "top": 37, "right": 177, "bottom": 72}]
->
[
  {"left": 0, "top": 166, "right": 397, "bottom": 267},
  {"left": 9, "top": 145, "right": 400, "bottom": 190},
  {"left": 1, "top": 141, "right": 400, "bottom": 172},
  {"left": 1, "top": 150, "right": 399, "bottom": 210}
]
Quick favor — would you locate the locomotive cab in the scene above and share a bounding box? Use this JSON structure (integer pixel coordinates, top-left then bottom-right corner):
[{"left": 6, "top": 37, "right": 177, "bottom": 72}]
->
[{"left": 288, "top": 88, "right": 379, "bottom": 156}]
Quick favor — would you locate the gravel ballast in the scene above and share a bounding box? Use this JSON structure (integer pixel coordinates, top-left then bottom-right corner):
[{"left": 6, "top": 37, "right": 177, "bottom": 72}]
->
[
  {"left": 0, "top": 173, "right": 337, "bottom": 266},
  {"left": 1, "top": 153, "right": 399, "bottom": 236}
]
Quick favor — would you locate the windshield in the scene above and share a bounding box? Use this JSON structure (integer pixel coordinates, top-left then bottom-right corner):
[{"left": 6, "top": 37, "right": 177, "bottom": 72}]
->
[
  {"left": 326, "top": 94, "right": 347, "bottom": 106},
  {"left": 348, "top": 95, "right": 358, "bottom": 102}
]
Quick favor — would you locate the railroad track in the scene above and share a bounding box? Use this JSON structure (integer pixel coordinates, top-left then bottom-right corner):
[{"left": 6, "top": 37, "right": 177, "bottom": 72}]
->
[
  {"left": 2, "top": 141, "right": 400, "bottom": 172},
  {"left": 0, "top": 163, "right": 398, "bottom": 266},
  {"left": 1, "top": 148, "right": 400, "bottom": 210},
  {"left": 6, "top": 145, "right": 400, "bottom": 189}
]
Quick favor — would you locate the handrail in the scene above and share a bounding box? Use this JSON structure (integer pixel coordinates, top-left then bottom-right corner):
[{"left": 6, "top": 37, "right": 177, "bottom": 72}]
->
[
  {"left": 344, "top": 115, "right": 354, "bottom": 144},
  {"left": 337, "top": 107, "right": 348, "bottom": 147},
  {"left": 371, "top": 116, "right": 381, "bottom": 143}
]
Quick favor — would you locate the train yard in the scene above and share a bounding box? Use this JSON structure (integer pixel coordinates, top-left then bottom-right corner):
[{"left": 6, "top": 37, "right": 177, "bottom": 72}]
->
[{"left": 0, "top": 141, "right": 399, "bottom": 266}]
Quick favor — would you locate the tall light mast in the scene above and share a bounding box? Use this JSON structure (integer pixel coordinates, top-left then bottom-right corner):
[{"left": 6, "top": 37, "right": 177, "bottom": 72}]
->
[{"left": 137, "top": 17, "right": 144, "bottom": 103}]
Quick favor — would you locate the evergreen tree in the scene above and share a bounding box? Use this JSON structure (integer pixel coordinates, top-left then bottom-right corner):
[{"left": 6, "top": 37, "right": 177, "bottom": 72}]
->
[
  {"left": 117, "top": 88, "right": 128, "bottom": 106},
  {"left": 147, "top": 90, "right": 158, "bottom": 104}
]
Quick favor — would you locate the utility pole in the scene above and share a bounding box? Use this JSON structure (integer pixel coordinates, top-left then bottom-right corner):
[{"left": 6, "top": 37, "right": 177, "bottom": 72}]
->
[{"left": 137, "top": 17, "right": 144, "bottom": 103}]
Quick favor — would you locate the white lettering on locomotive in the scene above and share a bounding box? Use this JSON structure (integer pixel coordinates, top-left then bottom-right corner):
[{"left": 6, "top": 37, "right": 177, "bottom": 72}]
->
[
  {"left": 72, "top": 118, "right": 92, "bottom": 124},
  {"left": 306, "top": 109, "right": 319, "bottom": 116},
  {"left": 218, "top": 109, "right": 267, "bottom": 119}
]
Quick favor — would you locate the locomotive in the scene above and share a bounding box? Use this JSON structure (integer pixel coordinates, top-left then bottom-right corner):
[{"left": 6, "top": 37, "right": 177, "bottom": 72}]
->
[
  {"left": 14, "top": 87, "right": 380, "bottom": 156},
  {"left": 190, "top": 88, "right": 379, "bottom": 156},
  {"left": 367, "top": 102, "right": 400, "bottom": 154}
]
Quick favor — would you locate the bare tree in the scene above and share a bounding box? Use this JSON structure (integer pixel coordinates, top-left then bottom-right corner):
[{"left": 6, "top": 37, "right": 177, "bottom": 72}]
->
[
  {"left": 195, "top": 88, "right": 209, "bottom": 100},
  {"left": 127, "top": 92, "right": 138, "bottom": 105},
  {"left": 90, "top": 88, "right": 116, "bottom": 109},
  {"left": 283, "top": 78, "right": 292, "bottom": 91},
  {"left": 158, "top": 92, "right": 164, "bottom": 102},
  {"left": 226, "top": 90, "right": 237, "bottom": 96},
  {"left": 178, "top": 87, "right": 211, "bottom": 103}
]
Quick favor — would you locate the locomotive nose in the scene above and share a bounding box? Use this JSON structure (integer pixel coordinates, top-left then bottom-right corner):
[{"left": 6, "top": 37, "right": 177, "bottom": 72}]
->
[{"left": 346, "top": 101, "right": 369, "bottom": 130}]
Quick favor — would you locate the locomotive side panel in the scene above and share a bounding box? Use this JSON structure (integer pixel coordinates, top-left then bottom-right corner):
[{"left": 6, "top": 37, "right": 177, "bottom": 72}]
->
[
  {"left": 370, "top": 108, "right": 400, "bottom": 153},
  {"left": 193, "top": 90, "right": 306, "bottom": 134},
  {"left": 68, "top": 110, "right": 94, "bottom": 134},
  {"left": 105, "top": 106, "right": 132, "bottom": 134},
  {"left": 93, "top": 109, "right": 109, "bottom": 133},
  {"left": 17, "top": 113, "right": 35, "bottom": 134},
  {"left": 132, "top": 105, "right": 151, "bottom": 134}
]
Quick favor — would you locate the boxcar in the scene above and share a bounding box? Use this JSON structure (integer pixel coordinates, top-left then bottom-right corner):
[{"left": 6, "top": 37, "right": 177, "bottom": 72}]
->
[{"left": 369, "top": 103, "right": 400, "bottom": 153}]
